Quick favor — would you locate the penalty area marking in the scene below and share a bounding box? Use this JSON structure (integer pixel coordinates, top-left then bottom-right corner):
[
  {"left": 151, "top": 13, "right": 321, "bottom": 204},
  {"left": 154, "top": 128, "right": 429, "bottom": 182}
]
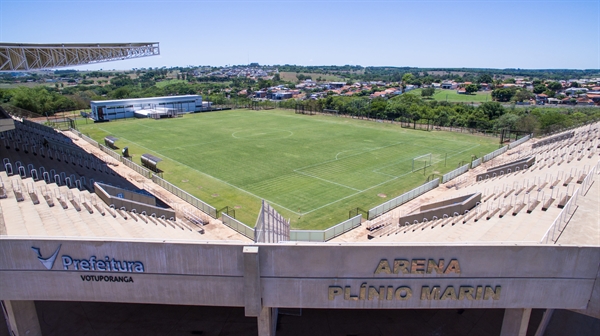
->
[
  {"left": 106, "top": 132, "right": 482, "bottom": 217},
  {"left": 231, "top": 129, "right": 293, "bottom": 139}
]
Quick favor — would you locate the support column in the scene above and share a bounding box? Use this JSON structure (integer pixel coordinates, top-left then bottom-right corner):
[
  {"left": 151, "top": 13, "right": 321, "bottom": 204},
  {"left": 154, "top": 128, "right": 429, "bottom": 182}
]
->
[
  {"left": 534, "top": 309, "right": 554, "bottom": 336},
  {"left": 243, "top": 246, "right": 261, "bottom": 317},
  {"left": 1, "top": 300, "right": 42, "bottom": 336},
  {"left": 257, "top": 306, "right": 278, "bottom": 336},
  {"left": 501, "top": 308, "right": 532, "bottom": 336}
]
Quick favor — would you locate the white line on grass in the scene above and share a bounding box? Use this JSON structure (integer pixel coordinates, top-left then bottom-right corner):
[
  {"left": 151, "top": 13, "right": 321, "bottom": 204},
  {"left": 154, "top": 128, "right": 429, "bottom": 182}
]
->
[
  {"left": 102, "top": 122, "right": 483, "bottom": 217},
  {"left": 110, "top": 134, "right": 304, "bottom": 216},
  {"left": 295, "top": 141, "right": 404, "bottom": 171},
  {"left": 299, "top": 143, "right": 481, "bottom": 215},
  {"left": 293, "top": 170, "right": 362, "bottom": 192}
]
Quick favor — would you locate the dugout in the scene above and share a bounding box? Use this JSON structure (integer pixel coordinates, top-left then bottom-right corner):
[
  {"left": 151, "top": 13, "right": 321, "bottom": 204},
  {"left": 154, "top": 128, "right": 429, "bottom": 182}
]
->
[
  {"left": 141, "top": 153, "right": 162, "bottom": 173},
  {"left": 104, "top": 136, "right": 119, "bottom": 149}
]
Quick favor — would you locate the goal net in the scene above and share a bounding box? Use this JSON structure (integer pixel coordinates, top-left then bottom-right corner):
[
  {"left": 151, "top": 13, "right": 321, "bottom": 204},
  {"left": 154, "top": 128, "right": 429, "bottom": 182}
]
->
[{"left": 412, "top": 153, "right": 432, "bottom": 172}]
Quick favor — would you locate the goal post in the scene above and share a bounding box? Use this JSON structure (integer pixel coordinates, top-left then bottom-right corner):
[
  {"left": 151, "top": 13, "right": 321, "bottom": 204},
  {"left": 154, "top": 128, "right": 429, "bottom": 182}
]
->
[{"left": 412, "top": 153, "right": 432, "bottom": 172}]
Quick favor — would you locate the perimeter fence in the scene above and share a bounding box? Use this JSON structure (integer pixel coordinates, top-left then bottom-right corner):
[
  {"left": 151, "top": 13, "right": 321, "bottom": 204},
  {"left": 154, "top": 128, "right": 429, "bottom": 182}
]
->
[
  {"left": 368, "top": 179, "right": 440, "bottom": 220},
  {"left": 442, "top": 164, "right": 470, "bottom": 184},
  {"left": 540, "top": 161, "right": 598, "bottom": 244}
]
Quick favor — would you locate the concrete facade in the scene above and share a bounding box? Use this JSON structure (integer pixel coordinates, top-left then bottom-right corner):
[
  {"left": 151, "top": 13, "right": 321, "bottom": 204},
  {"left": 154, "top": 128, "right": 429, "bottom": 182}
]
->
[
  {"left": 1, "top": 239, "right": 598, "bottom": 312},
  {"left": 90, "top": 95, "right": 202, "bottom": 121}
]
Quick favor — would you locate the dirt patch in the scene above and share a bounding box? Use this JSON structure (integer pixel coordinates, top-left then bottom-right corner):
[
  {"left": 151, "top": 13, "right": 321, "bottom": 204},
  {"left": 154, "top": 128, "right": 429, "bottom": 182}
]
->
[
  {"left": 211, "top": 194, "right": 219, "bottom": 197},
  {"left": 182, "top": 179, "right": 189, "bottom": 182},
  {"left": 378, "top": 193, "right": 387, "bottom": 198},
  {"left": 234, "top": 205, "right": 241, "bottom": 209}
]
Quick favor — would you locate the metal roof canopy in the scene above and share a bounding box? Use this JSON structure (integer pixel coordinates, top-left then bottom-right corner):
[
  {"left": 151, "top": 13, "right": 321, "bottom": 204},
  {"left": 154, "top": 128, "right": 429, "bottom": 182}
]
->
[
  {"left": 0, "top": 42, "right": 160, "bottom": 71},
  {"left": 104, "top": 136, "right": 119, "bottom": 148},
  {"left": 141, "top": 153, "right": 163, "bottom": 172}
]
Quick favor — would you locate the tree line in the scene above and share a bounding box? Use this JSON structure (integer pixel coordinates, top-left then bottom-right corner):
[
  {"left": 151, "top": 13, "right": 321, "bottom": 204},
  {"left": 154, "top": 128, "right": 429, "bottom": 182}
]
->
[{"left": 278, "top": 93, "right": 600, "bottom": 136}]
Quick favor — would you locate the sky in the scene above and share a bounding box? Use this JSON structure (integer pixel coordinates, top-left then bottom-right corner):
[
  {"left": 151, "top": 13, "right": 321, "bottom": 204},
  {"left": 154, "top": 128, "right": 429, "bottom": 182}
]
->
[{"left": 1, "top": 0, "right": 599, "bottom": 70}]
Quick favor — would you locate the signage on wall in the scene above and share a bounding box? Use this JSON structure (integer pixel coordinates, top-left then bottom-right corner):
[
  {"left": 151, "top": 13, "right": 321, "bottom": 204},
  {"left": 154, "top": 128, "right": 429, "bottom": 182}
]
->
[
  {"left": 31, "top": 245, "right": 145, "bottom": 283},
  {"left": 328, "top": 258, "right": 501, "bottom": 302}
]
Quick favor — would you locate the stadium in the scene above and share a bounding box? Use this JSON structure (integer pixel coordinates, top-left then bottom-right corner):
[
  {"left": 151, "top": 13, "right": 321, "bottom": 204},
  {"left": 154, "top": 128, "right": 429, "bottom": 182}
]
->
[{"left": 0, "top": 44, "right": 599, "bottom": 336}]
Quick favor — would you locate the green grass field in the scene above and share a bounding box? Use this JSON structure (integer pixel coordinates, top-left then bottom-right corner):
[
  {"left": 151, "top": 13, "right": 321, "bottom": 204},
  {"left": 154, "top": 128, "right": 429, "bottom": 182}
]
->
[
  {"left": 279, "top": 72, "right": 346, "bottom": 83},
  {"left": 155, "top": 79, "right": 187, "bottom": 88},
  {"left": 78, "top": 109, "right": 499, "bottom": 229},
  {"left": 408, "top": 89, "right": 492, "bottom": 103}
]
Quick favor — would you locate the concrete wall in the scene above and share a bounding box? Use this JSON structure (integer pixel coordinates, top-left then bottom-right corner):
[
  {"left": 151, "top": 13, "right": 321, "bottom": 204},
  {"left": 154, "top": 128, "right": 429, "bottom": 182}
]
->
[
  {"left": 94, "top": 183, "right": 175, "bottom": 219},
  {"left": 398, "top": 193, "right": 481, "bottom": 225},
  {"left": 477, "top": 157, "right": 536, "bottom": 181},
  {"left": 97, "top": 183, "right": 156, "bottom": 206},
  {"left": 0, "top": 239, "right": 598, "bottom": 312}
]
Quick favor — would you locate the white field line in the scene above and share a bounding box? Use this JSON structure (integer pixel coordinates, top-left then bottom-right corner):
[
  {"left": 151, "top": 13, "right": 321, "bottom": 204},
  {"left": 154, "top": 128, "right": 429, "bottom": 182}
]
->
[
  {"left": 293, "top": 170, "right": 362, "bottom": 192},
  {"left": 295, "top": 141, "right": 405, "bottom": 171},
  {"left": 101, "top": 124, "right": 482, "bottom": 216},
  {"left": 231, "top": 129, "right": 293, "bottom": 139},
  {"left": 299, "top": 143, "right": 481, "bottom": 215},
  {"left": 108, "top": 133, "right": 304, "bottom": 216}
]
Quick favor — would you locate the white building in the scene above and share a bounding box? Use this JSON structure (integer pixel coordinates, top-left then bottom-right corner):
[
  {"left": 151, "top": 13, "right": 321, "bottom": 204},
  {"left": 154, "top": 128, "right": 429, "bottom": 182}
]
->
[{"left": 90, "top": 95, "right": 202, "bottom": 121}]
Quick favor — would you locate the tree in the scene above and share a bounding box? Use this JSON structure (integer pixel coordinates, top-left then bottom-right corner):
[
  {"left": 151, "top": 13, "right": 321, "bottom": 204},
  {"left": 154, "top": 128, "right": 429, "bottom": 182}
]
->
[
  {"left": 533, "top": 84, "right": 547, "bottom": 94},
  {"left": 512, "top": 89, "right": 534, "bottom": 102},
  {"left": 547, "top": 82, "right": 562, "bottom": 91},
  {"left": 402, "top": 73, "right": 414, "bottom": 86},
  {"left": 494, "top": 113, "right": 519, "bottom": 130},
  {"left": 492, "top": 88, "right": 516, "bottom": 102},
  {"left": 465, "top": 84, "right": 478, "bottom": 94},
  {"left": 478, "top": 102, "right": 505, "bottom": 120},
  {"left": 477, "top": 74, "right": 493, "bottom": 84},
  {"left": 421, "top": 87, "right": 435, "bottom": 97},
  {"left": 570, "top": 82, "right": 580, "bottom": 88}
]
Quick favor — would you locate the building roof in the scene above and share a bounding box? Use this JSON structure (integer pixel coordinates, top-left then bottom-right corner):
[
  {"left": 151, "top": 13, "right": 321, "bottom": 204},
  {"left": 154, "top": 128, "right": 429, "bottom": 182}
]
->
[{"left": 91, "top": 95, "right": 201, "bottom": 105}]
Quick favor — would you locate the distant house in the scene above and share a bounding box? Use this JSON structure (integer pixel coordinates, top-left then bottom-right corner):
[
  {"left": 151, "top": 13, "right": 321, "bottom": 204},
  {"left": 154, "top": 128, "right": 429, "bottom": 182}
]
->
[
  {"left": 535, "top": 94, "right": 548, "bottom": 104},
  {"left": 576, "top": 98, "right": 594, "bottom": 106},
  {"left": 255, "top": 91, "right": 266, "bottom": 98},
  {"left": 586, "top": 94, "right": 600, "bottom": 105},
  {"left": 547, "top": 98, "right": 560, "bottom": 105},
  {"left": 565, "top": 87, "right": 588, "bottom": 96},
  {"left": 480, "top": 83, "right": 490, "bottom": 91},
  {"left": 431, "top": 83, "right": 441, "bottom": 89},
  {"left": 457, "top": 88, "right": 467, "bottom": 94},
  {"left": 329, "top": 82, "right": 345, "bottom": 89},
  {"left": 441, "top": 81, "right": 457, "bottom": 90}
]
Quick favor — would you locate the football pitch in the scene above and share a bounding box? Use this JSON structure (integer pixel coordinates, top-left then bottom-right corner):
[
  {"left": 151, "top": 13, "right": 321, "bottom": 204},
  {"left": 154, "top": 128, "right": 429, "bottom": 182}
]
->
[{"left": 77, "top": 109, "right": 499, "bottom": 229}]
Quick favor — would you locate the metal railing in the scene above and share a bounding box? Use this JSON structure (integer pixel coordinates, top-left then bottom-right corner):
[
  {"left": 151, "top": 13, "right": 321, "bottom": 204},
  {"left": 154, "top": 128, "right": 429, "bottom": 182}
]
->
[
  {"left": 508, "top": 134, "right": 532, "bottom": 149},
  {"left": 442, "top": 163, "right": 470, "bottom": 184},
  {"left": 222, "top": 213, "right": 255, "bottom": 240},
  {"left": 540, "top": 161, "right": 598, "bottom": 244},
  {"left": 99, "top": 143, "right": 121, "bottom": 161},
  {"left": 80, "top": 133, "right": 100, "bottom": 148},
  {"left": 368, "top": 179, "right": 440, "bottom": 219},
  {"left": 289, "top": 214, "right": 362, "bottom": 242},
  {"left": 483, "top": 146, "right": 508, "bottom": 162},
  {"left": 151, "top": 174, "right": 217, "bottom": 218},
  {"left": 324, "top": 214, "right": 362, "bottom": 240},
  {"left": 121, "top": 157, "right": 152, "bottom": 178},
  {"left": 69, "top": 128, "right": 82, "bottom": 137}
]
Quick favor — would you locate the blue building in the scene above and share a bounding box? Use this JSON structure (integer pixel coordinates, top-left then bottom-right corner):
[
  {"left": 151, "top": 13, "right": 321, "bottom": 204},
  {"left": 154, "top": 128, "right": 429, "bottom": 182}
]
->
[{"left": 90, "top": 95, "right": 202, "bottom": 121}]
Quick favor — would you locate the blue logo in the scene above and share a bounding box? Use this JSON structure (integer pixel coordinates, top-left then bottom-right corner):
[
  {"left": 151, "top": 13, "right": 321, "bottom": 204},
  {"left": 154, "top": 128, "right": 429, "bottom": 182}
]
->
[{"left": 31, "top": 245, "right": 62, "bottom": 270}]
